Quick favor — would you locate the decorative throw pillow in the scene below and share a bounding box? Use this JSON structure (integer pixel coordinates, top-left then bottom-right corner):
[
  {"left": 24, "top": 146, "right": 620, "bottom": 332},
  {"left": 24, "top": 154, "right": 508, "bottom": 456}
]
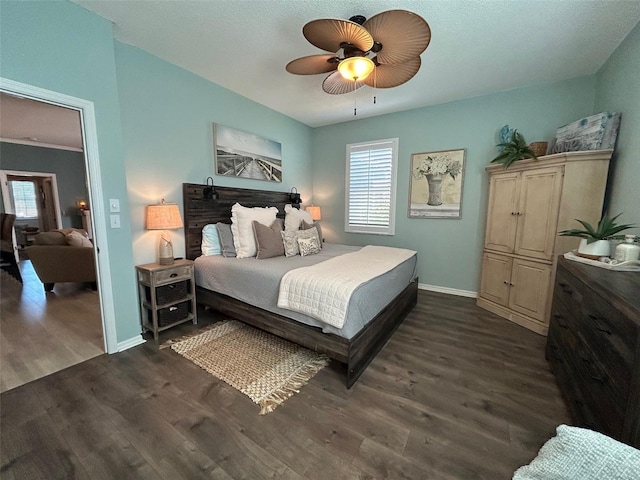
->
[
  {"left": 297, "top": 235, "right": 320, "bottom": 257},
  {"left": 66, "top": 230, "right": 92, "bottom": 248},
  {"left": 252, "top": 220, "right": 285, "bottom": 259},
  {"left": 201, "top": 224, "right": 222, "bottom": 256},
  {"left": 284, "top": 204, "right": 313, "bottom": 231},
  {"left": 281, "top": 227, "right": 318, "bottom": 257},
  {"left": 230, "top": 203, "right": 278, "bottom": 258},
  {"left": 300, "top": 220, "right": 323, "bottom": 248},
  {"left": 215, "top": 223, "right": 236, "bottom": 257}
]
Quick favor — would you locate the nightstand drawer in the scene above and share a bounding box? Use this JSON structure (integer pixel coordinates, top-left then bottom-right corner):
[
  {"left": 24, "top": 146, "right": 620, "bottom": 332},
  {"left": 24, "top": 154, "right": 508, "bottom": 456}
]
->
[
  {"left": 151, "top": 300, "right": 191, "bottom": 327},
  {"left": 145, "top": 280, "right": 189, "bottom": 305},
  {"left": 153, "top": 265, "right": 192, "bottom": 284}
]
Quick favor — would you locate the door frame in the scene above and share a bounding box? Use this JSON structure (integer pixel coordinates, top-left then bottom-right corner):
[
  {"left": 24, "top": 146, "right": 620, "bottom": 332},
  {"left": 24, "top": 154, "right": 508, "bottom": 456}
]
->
[
  {"left": 0, "top": 77, "right": 117, "bottom": 354},
  {"left": 1, "top": 170, "right": 64, "bottom": 230}
]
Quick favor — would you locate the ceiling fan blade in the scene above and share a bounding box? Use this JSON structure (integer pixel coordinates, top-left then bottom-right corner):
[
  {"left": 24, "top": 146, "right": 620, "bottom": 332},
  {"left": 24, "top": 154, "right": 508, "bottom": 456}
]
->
[
  {"left": 303, "top": 18, "right": 373, "bottom": 53},
  {"left": 363, "top": 10, "right": 431, "bottom": 65},
  {"left": 322, "top": 71, "right": 365, "bottom": 95},
  {"left": 364, "top": 57, "right": 421, "bottom": 88},
  {"left": 286, "top": 54, "right": 338, "bottom": 75}
]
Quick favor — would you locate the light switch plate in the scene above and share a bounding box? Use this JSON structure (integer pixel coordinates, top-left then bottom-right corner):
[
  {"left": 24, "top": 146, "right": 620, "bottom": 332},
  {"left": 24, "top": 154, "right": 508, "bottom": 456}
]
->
[
  {"left": 109, "top": 198, "right": 120, "bottom": 213},
  {"left": 110, "top": 215, "right": 121, "bottom": 228}
]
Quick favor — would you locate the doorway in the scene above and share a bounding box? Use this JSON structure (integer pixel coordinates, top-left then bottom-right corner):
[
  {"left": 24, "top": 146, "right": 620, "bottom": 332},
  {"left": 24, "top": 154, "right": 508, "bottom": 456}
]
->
[
  {"left": 1, "top": 171, "right": 62, "bottom": 252},
  {"left": 0, "top": 77, "right": 118, "bottom": 373}
]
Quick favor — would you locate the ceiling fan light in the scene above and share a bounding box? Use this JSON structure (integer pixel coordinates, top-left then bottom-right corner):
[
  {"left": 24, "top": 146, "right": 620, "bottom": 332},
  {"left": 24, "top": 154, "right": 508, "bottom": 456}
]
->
[{"left": 337, "top": 57, "right": 375, "bottom": 81}]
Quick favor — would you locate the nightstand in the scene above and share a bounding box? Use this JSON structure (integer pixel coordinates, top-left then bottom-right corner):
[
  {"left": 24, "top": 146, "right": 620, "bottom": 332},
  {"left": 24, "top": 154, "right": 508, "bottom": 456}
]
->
[{"left": 135, "top": 259, "right": 197, "bottom": 340}]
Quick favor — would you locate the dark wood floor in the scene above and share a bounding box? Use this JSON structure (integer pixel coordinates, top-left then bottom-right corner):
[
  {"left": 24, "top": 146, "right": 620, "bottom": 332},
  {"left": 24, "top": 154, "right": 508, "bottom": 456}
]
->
[{"left": 0, "top": 290, "right": 570, "bottom": 479}]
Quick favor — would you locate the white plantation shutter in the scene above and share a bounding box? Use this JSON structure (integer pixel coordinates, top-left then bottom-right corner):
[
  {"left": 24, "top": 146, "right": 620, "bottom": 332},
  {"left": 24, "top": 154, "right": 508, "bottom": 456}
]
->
[{"left": 345, "top": 138, "right": 398, "bottom": 235}]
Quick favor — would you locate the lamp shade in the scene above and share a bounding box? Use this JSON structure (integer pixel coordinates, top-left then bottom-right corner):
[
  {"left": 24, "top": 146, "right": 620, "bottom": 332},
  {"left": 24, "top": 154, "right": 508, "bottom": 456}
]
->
[
  {"left": 305, "top": 205, "right": 322, "bottom": 221},
  {"left": 145, "top": 203, "right": 183, "bottom": 230},
  {"left": 337, "top": 57, "right": 375, "bottom": 81}
]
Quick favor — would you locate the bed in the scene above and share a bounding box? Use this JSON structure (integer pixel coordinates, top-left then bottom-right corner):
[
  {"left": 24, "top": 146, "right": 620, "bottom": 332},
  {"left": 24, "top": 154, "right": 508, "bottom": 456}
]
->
[{"left": 183, "top": 183, "right": 418, "bottom": 387}]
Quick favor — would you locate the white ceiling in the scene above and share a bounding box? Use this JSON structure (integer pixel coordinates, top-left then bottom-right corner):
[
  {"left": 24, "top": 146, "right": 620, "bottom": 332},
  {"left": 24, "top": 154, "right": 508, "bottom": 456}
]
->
[
  {"left": 69, "top": 0, "right": 640, "bottom": 128},
  {"left": 1, "top": 1, "right": 638, "bottom": 147},
  {"left": 0, "top": 93, "right": 83, "bottom": 151}
]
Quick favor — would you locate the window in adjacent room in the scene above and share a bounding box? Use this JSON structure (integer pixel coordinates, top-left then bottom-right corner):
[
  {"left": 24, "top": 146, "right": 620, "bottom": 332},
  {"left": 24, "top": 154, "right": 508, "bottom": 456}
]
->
[
  {"left": 10, "top": 180, "right": 39, "bottom": 219},
  {"left": 345, "top": 138, "right": 398, "bottom": 235}
]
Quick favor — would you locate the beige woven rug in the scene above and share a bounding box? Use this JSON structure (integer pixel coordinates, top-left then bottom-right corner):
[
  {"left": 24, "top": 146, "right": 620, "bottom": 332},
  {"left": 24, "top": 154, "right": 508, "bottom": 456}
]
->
[{"left": 170, "top": 320, "right": 329, "bottom": 414}]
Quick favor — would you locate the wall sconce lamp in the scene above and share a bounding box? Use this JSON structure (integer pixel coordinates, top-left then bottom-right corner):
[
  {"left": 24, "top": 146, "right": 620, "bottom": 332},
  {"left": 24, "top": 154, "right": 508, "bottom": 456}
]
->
[
  {"left": 305, "top": 205, "right": 322, "bottom": 221},
  {"left": 203, "top": 176, "right": 218, "bottom": 200},
  {"left": 145, "top": 199, "right": 184, "bottom": 265},
  {"left": 289, "top": 187, "right": 301, "bottom": 208}
]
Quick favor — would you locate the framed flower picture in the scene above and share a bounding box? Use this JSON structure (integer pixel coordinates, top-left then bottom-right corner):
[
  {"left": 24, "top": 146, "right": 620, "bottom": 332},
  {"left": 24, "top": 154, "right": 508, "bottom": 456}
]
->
[{"left": 408, "top": 148, "right": 466, "bottom": 219}]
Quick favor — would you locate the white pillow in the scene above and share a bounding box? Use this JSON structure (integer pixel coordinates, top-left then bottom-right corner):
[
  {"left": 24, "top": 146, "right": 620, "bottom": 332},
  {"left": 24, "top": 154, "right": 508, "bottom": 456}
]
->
[
  {"left": 297, "top": 235, "right": 320, "bottom": 256},
  {"left": 284, "top": 204, "right": 313, "bottom": 231},
  {"left": 66, "top": 230, "right": 92, "bottom": 248},
  {"left": 281, "top": 227, "right": 318, "bottom": 257},
  {"left": 201, "top": 224, "right": 221, "bottom": 256},
  {"left": 230, "top": 203, "right": 278, "bottom": 258}
]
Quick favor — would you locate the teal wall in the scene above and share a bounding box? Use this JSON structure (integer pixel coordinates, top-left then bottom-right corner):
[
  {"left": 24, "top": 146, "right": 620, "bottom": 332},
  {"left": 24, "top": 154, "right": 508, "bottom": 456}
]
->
[
  {"left": 0, "top": 142, "right": 88, "bottom": 229},
  {"left": 113, "top": 43, "right": 313, "bottom": 265},
  {"left": 311, "top": 77, "right": 597, "bottom": 292},
  {"left": 595, "top": 21, "right": 640, "bottom": 236},
  {"left": 0, "top": 0, "right": 139, "bottom": 342},
  {"left": 2, "top": 0, "right": 637, "bottom": 324}
]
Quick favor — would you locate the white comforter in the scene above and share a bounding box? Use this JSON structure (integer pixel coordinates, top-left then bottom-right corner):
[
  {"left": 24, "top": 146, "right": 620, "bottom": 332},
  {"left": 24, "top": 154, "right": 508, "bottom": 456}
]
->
[{"left": 277, "top": 245, "right": 416, "bottom": 329}]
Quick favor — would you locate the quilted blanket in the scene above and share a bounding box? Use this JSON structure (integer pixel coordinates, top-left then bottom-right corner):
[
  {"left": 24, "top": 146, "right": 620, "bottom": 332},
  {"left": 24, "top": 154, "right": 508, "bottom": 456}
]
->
[
  {"left": 513, "top": 424, "right": 640, "bottom": 480},
  {"left": 277, "top": 245, "right": 416, "bottom": 329}
]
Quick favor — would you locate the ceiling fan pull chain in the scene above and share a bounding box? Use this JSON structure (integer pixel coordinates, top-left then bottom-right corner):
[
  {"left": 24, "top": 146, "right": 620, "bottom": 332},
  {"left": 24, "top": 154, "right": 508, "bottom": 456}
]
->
[
  {"left": 373, "top": 67, "right": 377, "bottom": 104},
  {"left": 353, "top": 78, "right": 358, "bottom": 116}
]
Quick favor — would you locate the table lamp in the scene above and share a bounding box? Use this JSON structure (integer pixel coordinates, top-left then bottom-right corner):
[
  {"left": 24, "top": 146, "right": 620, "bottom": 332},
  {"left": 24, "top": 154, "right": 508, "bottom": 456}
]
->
[
  {"left": 145, "top": 200, "right": 183, "bottom": 265},
  {"left": 305, "top": 205, "right": 322, "bottom": 221}
]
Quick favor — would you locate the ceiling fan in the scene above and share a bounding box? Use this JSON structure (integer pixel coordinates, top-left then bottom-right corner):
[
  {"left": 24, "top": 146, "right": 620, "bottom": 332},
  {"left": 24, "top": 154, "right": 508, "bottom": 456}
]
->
[{"left": 286, "top": 9, "right": 431, "bottom": 95}]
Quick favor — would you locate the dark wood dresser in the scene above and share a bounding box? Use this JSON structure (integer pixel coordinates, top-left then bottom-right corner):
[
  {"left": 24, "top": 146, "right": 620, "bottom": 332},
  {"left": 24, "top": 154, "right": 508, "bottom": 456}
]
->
[{"left": 546, "top": 256, "right": 640, "bottom": 448}]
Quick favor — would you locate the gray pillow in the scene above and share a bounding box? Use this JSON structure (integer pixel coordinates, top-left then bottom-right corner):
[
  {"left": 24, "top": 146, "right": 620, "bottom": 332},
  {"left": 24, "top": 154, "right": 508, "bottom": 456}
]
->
[
  {"left": 252, "top": 220, "right": 284, "bottom": 259},
  {"left": 301, "top": 220, "right": 322, "bottom": 248},
  {"left": 215, "top": 223, "right": 236, "bottom": 257}
]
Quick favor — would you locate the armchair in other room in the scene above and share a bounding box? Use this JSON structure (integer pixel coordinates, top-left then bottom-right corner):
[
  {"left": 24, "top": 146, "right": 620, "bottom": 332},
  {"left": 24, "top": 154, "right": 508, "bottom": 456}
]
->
[{"left": 26, "top": 228, "right": 96, "bottom": 292}]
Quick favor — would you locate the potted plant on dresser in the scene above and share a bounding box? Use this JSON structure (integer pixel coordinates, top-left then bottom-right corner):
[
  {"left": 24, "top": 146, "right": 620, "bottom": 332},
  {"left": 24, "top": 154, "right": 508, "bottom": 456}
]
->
[{"left": 559, "top": 213, "right": 636, "bottom": 259}]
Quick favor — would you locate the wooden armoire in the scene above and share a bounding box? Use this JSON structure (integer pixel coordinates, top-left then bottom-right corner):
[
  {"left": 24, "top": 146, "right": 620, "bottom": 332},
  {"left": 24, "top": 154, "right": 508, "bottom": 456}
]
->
[{"left": 477, "top": 150, "right": 613, "bottom": 335}]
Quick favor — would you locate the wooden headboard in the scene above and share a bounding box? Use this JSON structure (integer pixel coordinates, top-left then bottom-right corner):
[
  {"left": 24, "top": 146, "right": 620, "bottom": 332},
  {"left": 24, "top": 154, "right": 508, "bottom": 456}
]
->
[{"left": 182, "top": 183, "right": 293, "bottom": 260}]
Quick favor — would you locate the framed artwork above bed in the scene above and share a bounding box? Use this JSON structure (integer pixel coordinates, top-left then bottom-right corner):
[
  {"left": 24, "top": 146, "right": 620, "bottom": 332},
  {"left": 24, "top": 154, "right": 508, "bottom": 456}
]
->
[{"left": 213, "top": 124, "right": 282, "bottom": 182}]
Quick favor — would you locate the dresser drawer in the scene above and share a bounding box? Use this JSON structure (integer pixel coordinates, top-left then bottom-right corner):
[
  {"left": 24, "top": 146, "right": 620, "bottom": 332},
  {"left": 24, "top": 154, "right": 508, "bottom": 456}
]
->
[
  {"left": 546, "top": 324, "right": 600, "bottom": 431},
  {"left": 553, "top": 266, "right": 585, "bottom": 311},
  {"left": 576, "top": 294, "right": 636, "bottom": 396},
  {"left": 550, "top": 290, "right": 580, "bottom": 333},
  {"left": 572, "top": 340, "right": 625, "bottom": 439}
]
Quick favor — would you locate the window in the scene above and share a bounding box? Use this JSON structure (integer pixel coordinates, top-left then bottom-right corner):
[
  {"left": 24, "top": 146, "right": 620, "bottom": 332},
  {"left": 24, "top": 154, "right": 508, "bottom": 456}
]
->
[
  {"left": 10, "top": 180, "right": 39, "bottom": 219},
  {"left": 345, "top": 138, "right": 398, "bottom": 235}
]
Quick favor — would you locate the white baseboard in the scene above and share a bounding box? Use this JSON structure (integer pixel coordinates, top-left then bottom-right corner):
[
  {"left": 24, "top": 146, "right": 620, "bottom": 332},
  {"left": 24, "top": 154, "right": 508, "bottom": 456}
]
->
[
  {"left": 418, "top": 283, "right": 478, "bottom": 298},
  {"left": 117, "top": 335, "right": 145, "bottom": 352}
]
